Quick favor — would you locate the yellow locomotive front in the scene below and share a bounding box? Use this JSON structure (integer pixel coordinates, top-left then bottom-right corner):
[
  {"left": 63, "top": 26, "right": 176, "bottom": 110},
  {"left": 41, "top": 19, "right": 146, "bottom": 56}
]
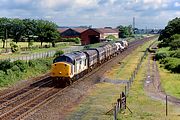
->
[
  {"left": 51, "top": 54, "right": 75, "bottom": 79},
  {"left": 51, "top": 62, "right": 73, "bottom": 78}
]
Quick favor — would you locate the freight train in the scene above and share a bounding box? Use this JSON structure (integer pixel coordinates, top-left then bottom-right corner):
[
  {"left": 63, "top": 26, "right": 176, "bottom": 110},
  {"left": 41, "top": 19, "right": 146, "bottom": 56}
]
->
[{"left": 51, "top": 40, "right": 128, "bottom": 85}]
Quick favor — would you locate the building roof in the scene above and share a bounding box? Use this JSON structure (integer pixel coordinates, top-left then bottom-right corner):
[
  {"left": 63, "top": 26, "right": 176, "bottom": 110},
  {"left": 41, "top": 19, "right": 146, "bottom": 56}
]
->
[
  {"left": 58, "top": 28, "right": 88, "bottom": 34},
  {"left": 94, "top": 28, "right": 119, "bottom": 34},
  {"left": 71, "top": 28, "right": 88, "bottom": 33},
  {"left": 58, "top": 28, "right": 69, "bottom": 33},
  {"left": 112, "top": 28, "right": 119, "bottom": 33},
  {"left": 58, "top": 28, "right": 119, "bottom": 34}
]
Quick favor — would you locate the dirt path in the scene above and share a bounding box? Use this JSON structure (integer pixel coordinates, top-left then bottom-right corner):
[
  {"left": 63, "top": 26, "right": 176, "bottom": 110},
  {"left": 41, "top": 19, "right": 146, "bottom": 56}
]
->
[{"left": 144, "top": 53, "right": 180, "bottom": 106}]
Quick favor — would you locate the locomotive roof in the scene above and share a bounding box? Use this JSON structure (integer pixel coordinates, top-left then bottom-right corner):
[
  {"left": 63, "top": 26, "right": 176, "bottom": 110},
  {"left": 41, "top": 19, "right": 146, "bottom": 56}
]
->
[
  {"left": 53, "top": 51, "right": 86, "bottom": 64},
  {"left": 89, "top": 47, "right": 104, "bottom": 52},
  {"left": 62, "top": 51, "right": 86, "bottom": 60},
  {"left": 83, "top": 49, "right": 97, "bottom": 56}
]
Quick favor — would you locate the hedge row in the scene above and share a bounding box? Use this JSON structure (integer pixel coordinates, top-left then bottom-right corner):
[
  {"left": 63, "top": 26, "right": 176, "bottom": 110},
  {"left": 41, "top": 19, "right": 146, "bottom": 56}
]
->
[
  {"left": 0, "top": 59, "right": 52, "bottom": 87},
  {"left": 159, "top": 57, "right": 180, "bottom": 73},
  {"left": 61, "top": 37, "right": 81, "bottom": 44},
  {"left": 155, "top": 50, "right": 180, "bottom": 60},
  {"left": 155, "top": 49, "right": 180, "bottom": 73}
]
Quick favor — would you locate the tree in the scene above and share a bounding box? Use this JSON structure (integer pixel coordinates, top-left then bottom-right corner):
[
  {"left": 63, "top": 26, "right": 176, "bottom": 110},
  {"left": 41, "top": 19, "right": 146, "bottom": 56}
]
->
[
  {"left": 158, "top": 17, "right": 180, "bottom": 48},
  {"left": 159, "top": 17, "right": 180, "bottom": 41},
  {"left": 35, "top": 20, "right": 59, "bottom": 47},
  {"left": 0, "top": 18, "right": 12, "bottom": 48},
  {"left": 0, "top": 17, "right": 60, "bottom": 49},
  {"left": 105, "top": 35, "right": 117, "bottom": 41},
  {"left": 117, "top": 25, "right": 133, "bottom": 38},
  {"left": 42, "top": 20, "right": 59, "bottom": 47},
  {"left": 22, "top": 19, "right": 36, "bottom": 47},
  {"left": 10, "top": 18, "right": 25, "bottom": 43}
]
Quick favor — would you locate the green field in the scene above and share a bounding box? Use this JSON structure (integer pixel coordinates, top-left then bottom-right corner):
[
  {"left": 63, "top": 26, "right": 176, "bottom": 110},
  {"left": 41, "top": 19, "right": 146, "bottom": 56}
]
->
[
  {"left": 0, "top": 40, "right": 50, "bottom": 48},
  {"left": 66, "top": 38, "right": 180, "bottom": 119}
]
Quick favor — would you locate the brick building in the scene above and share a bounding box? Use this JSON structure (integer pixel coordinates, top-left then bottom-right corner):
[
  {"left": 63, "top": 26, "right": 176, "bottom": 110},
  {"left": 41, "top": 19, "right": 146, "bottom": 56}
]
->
[{"left": 58, "top": 27, "right": 119, "bottom": 45}]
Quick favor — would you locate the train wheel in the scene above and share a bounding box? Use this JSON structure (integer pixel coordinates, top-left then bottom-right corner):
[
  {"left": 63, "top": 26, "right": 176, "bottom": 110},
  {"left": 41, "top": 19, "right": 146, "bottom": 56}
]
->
[{"left": 65, "top": 79, "right": 72, "bottom": 86}]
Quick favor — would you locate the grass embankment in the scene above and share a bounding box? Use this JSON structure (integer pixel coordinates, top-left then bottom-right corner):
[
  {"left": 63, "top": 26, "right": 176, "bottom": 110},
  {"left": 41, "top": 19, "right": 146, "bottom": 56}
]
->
[
  {"left": 0, "top": 58, "right": 52, "bottom": 88},
  {"left": 158, "top": 63, "right": 180, "bottom": 98},
  {"left": 66, "top": 39, "right": 180, "bottom": 120},
  {"left": 155, "top": 45, "right": 180, "bottom": 98}
]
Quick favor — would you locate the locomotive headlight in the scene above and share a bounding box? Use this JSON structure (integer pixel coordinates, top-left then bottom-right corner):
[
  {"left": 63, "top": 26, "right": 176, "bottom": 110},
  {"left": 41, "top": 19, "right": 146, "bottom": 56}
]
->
[{"left": 59, "top": 72, "right": 62, "bottom": 74}]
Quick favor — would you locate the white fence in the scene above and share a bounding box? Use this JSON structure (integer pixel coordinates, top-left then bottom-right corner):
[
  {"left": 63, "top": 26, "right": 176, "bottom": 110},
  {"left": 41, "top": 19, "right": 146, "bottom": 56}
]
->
[{"left": 0, "top": 46, "right": 84, "bottom": 62}]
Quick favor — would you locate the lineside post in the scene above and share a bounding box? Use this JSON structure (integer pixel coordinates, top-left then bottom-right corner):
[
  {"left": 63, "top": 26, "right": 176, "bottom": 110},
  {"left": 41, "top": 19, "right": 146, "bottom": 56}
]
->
[{"left": 166, "top": 95, "right": 168, "bottom": 116}]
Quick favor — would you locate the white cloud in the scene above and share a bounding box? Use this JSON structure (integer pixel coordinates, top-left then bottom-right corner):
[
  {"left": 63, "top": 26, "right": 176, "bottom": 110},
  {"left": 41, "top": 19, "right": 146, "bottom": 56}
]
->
[
  {"left": 14, "top": 0, "right": 32, "bottom": 4},
  {"left": 39, "top": 0, "right": 71, "bottom": 9},
  {"left": 175, "top": 2, "right": 180, "bottom": 7},
  {"left": 75, "top": 0, "right": 98, "bottom": 7}
]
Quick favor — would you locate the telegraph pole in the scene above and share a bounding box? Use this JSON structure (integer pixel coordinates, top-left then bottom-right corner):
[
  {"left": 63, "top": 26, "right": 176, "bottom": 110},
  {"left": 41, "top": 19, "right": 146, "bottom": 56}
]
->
[{"left": 133, "top": 17, "right": 135, "bottom": 34}]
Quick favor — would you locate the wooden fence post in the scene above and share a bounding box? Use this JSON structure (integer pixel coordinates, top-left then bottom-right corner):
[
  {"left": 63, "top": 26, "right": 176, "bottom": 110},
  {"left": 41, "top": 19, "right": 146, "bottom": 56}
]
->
[
  {"left": 166, "top": 95, "right": 168, "bottom": 116},
  {"left": 125, "top": 86, "right": 127, "bottom": 96},
  {"left": 114, "top": 105, "right": 117, "bottom": 120}
]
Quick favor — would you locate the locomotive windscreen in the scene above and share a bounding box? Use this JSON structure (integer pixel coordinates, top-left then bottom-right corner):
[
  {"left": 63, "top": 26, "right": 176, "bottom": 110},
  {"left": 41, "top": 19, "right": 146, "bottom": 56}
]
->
[{"left": 53, "top": 56, "right": 74, "bottom": 64}]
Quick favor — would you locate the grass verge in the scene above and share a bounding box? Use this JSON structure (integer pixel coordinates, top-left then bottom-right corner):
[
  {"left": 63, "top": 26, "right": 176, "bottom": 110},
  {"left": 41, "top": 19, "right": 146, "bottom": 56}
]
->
[{"left": 158, "top": 62, "right": 180, "bottom": 98}]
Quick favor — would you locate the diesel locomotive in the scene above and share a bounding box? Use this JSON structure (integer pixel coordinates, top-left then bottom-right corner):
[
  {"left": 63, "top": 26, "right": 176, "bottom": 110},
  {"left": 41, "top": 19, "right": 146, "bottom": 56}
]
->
[{"left": 51, "top": 40, "right": 128, "bottom": 85}]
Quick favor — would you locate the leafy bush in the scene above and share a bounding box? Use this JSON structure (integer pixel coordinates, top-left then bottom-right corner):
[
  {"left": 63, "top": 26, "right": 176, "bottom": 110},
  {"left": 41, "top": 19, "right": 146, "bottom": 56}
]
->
[
  {"left": 0, "top": 58, "right": 53, "bottom": 87},
  {"left": 62, "top": 37, "right": 81, "bottom": 44},
  {"left": 170, "top": 49, "right": 180, "bottom": 58},
  {"left": 54, "top": 50, "right": 64, "bottom": 57},
  {"left": 0, "top": 70, "right": 5, "bottom": 82},
  {"left": 10, "top": 42, "right": 19, "bottom": 53},
  {"left": 161, "top": 57, "right": 180, "bottom": 73},
  {"left": 11, "top": 65, "right": 20, "bottom": 71},
  {"left": 105, "top": 35, "right": 117, "bottom": 41},
  {"left": 28, "top": 60, "right": 37, "bottom": 67},
  {"left": 13, "top": 60, "right": 27, "bottom": 72},
  {"left": 0, "top": 60, "right": 13, "bottom": 72},
  {"left": 155, "top": 52, "right": 169, "bottom": 60},
  {"left": 169, "top": 39, "right": 180, "bottom": 50},
  {"left": 28, "top": 40, "right": 34, "bottom": 48}
]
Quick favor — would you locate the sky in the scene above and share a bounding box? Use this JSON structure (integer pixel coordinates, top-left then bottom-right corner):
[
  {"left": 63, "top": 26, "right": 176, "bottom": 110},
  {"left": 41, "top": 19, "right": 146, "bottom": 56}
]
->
[{"left": 0, "top": 0, "right": 180, "bottom": 29}]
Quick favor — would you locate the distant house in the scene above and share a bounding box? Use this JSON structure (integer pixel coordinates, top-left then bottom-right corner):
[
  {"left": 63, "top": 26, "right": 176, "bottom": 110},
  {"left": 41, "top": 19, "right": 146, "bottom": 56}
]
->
[
  {"left": 80, "top": 29, "right": 100, "bottom": 45},
  {"left": 95, "top": 28, "right": 119, "bottom": 40}
]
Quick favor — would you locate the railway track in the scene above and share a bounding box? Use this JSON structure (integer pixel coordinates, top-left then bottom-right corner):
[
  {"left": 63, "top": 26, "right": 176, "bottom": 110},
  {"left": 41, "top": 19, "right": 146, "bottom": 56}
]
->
[
  {"left": 0, "top": 76, "right": 51, "bottom": 104},
  {"left": 0, "top": 77, "right": 55, "bottom": 120},
  {"left": 0, "top": 36, "right": 157, "bottom": 120}
]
